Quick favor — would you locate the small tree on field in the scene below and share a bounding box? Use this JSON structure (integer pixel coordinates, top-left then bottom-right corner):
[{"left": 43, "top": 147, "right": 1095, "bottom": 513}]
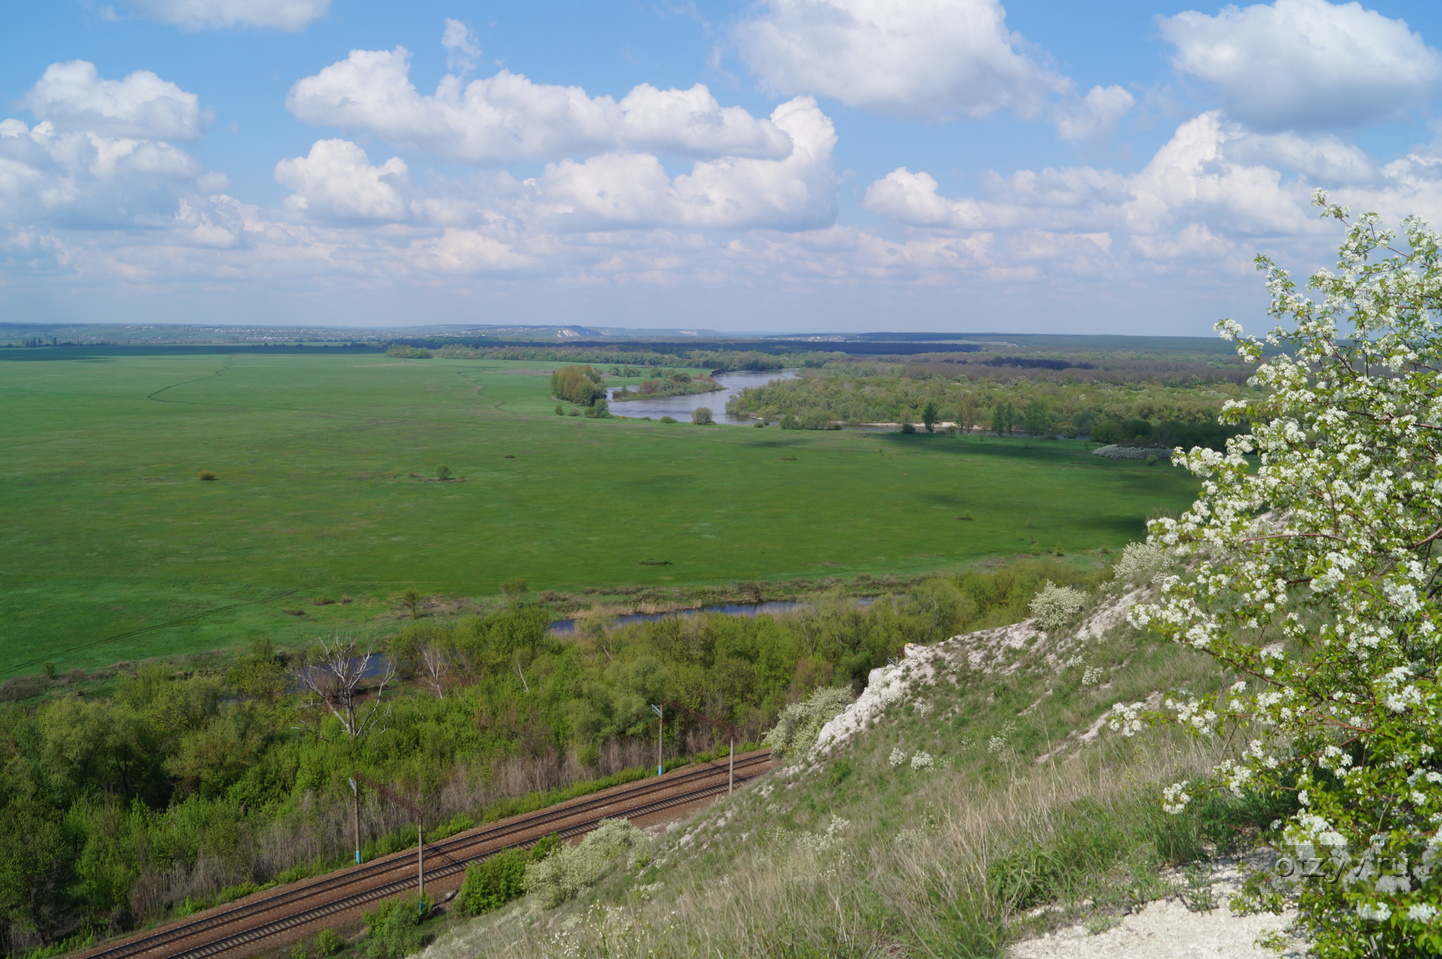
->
[
  {"left": 435, "top": 465, "right": 453, "bottom": 481},
  {"left": 1114, "top": 194, "right": 1442, "bottom": 955},
  {"left": 691, "top": 406, "right": 713, "bottom": 425},
  {"left": 398, "top": 588, "right": 422, "bottom": 620}
]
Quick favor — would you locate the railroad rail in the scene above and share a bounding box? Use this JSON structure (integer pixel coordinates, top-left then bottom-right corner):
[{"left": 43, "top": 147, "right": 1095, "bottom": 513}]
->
[{"left": 74, "top": 750, "right": 771, "bottom": 959}]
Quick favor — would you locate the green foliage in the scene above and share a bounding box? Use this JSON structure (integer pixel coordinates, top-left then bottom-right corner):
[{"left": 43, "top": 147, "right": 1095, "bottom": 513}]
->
[
  {"left": 763, "top": 686, "right": 854, "bottom": 759},
  {"left": 398, "top": 589, "right": 422, "bottom": 620},
  {"left": 549, "top": 365, "right": 606, "bottom": 406},
  {"left": 198, "top": 470, "right": 217, "bottom": 481},
  {"left": 384, "top": 346, "right": 434, "bottom": 359},
  {"left": 362, "top": 894, "right": 431, "bottom": 959},
  {"left": 455, "top": 836, "right": 559, "bottom": 916},
  {"left": 291, "top": 928, "right": 345, "bottom": 959},
  {"left": 691, "top": 406, "right": 714, "bottom": 425},
  {"left": 523, "top": 819, "right": 645, "bottom": 908},
  {"left": 727, "top": 365, "right": 1247, "bottom": 449},
  {"left": 435, "top": 465, "right": 453, "bottom": 481}
]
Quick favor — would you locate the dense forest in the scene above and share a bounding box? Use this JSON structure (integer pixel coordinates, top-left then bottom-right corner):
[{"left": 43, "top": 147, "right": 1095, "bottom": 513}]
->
[
  {"left": 727, "top": 361, "right": 1253, "bottom": 449},
  {"left": 0, "top": 563, "right": 1098, "bottom": 956}
]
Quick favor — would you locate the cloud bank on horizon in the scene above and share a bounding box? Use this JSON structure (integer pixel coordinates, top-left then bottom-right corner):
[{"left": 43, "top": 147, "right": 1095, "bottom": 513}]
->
[{"left": 4, "top": 0, "right": 1442, "bottom": 334}]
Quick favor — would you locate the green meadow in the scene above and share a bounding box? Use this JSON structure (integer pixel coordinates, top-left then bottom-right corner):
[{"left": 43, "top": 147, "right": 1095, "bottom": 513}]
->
[{"left": 0, "top": 349, "right": 1198, "bottom": 677}]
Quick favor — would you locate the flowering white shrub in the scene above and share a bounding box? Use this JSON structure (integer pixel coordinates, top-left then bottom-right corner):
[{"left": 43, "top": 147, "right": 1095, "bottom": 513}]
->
[
  {"left": 524, "top": 818, "right": 646, "bottom": 908},
  {"left": 909, "top": 751, "right": 934, "bottom": 771},
  {"left": 1124, "top": 195, "right": 1442, "bottom": 955},
  {"left": 763, "top": 686, "right": 854, "bottom": 759},
  {"left": 1028, "top": 581, "right": 1085, "bottom": 632},
  {"left": 1081, "top": 666, "right": 1104, "bottom": 687},
  {"left": 1112, "top": 541, "right": 1167, "bottom": 585},
  {"left": 888, "top": 747, "right": 907, "bottom": 768}
]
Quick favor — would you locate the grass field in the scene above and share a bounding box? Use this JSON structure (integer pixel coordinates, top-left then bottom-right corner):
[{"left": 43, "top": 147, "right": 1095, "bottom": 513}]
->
[{"left": 0, "top": 349, "right": 1200, "bottom": 677}]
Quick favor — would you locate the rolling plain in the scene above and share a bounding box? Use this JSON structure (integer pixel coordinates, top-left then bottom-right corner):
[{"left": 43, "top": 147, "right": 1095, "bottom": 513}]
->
[{"left": 0, "top": 347, "right": 1199, "bottom": 677}]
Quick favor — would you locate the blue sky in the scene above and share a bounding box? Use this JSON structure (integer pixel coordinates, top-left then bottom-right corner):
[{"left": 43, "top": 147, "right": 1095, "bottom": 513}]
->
[{"left": 5, "top": 0, "right": 1442, "bottom": 335}]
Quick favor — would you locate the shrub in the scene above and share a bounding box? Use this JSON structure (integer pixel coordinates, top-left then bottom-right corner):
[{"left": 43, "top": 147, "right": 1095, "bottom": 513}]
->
[
  {"left": 523, "top": 819, "right": 645, "bottom": 908},
  {"left": 658, "top": 415, "right": 678, "bottom": 423},
  {"left": 763, "top": 686, "right": 854, "bottom": 759},
  {"left": 691, "top": 406, "right": 714, "bottom": 425},
  {"left": 435, "top": 465, "right": 453, "bottom": 481},
  {"left": 1111, "top": 541, "right": 1166, "bottom": 586},
  {"left": 899, "top": 420, "right": 916, "bottom": 434},
  {"left": 457, "top": 835, "right": 561, "bottom": 915},
  {"left": 456, "top": 849, "right": 527, "bottom": 916},
  {"left": 1027, "top": 581, "right": 1085, "bottom": 632},
  {"left": 362, "top": 895, "right": 430, "bottom": 959},
  {"left": 198, "top": 470, "right": 217, "bottom": 481}
]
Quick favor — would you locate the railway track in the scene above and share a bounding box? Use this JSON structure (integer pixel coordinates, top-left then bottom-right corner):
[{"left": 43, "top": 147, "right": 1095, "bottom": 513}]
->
[{"left": 74, "top": 750, "right": 771, "bottom": 959}]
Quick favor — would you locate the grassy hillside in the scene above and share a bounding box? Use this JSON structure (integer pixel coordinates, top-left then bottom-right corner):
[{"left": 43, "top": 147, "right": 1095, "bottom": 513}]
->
[
  {"left": 416, "top": 580, "right": 1289, "bottom": 959},
  {"left": 0, "top": 351, "right": 1198, "bottom": 676}
]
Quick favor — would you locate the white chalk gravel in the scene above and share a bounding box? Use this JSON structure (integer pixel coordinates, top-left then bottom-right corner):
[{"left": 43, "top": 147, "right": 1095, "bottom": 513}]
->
[{"left": 1008, "top": 864, "right": 1303, "bottom": 959}]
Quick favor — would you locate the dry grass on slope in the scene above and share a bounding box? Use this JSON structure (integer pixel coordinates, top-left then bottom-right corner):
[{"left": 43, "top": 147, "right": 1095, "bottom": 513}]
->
[{"left": 420, "top": 587, "right": 1289, "bottom": 959}]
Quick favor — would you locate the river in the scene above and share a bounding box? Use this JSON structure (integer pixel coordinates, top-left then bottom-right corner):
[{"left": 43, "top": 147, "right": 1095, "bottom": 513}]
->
[{"left": 606, "top": 369, "right": 797, "bottom": 425}]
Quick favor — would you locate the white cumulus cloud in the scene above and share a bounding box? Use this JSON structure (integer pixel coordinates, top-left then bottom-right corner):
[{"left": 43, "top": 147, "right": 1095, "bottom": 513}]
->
[
  {"left": 21, "top": 61, "right": 208, "bottom": 141},
  {"left": 0, "top": 118, "right": 225, "bottom": 230},
  {"left": 274, "top": 140, "right": 412, "bottom": 222},
  {"left": 1054, "top": 85, "right": 1134, "bottom": 142},
  {"left": 521, "top": 97, "right": 837, "bottom": 231},
  {"left": 733, "top": 0, "right": 1064, "bottom": 120},
  {"left": 1159, "top": 0, "right": 1442, "bottom": 131},
  {"left": 123, "top": 0, "right": 329, "bottom": 30},
  {"left": 287, "top": 47, "right": 793, "bottom": 163}
]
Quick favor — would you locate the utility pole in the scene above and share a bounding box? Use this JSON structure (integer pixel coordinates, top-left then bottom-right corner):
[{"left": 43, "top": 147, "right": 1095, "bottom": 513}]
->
[
  {"left": 353, "top": 772, "right": 425, "bottom": 899},
  {"left": 729, "top": 740, "right": 734, "bottom": 794},
  {"left": 650, "top": 704, "right": 664, "bottom": 775},
  {"left": 348, "top": 778, "right": 361, "bottom": 865}
]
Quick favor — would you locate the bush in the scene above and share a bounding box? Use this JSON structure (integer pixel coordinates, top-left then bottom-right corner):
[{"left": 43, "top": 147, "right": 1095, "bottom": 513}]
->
[
  {"left": 456, "top": 834, "right": 561, "bottom": 916},
  {"left": 362, "top": 894, "right": 430, "bottom": 959},
  {"left": 360, "top": 894, "right": 426, "bottom": 951},
  {"left": 523, "top": 819, "right": 645, "bottom": 908},
  {"left": 658, "top": 415, "right": 677, "bottom": 423},
  {"left": 198, "top": 470, "right": 217, "bottom": 481},
  {"left": 1111, "top": 541, "right": 1166, "bottom": 586},
  {"left": 1027, "top": 581, "right": 1085, "bottom": 632},
  {"left": 456, "top": 849, "right": 527, "bottom": 916},
  {"left": 435, "top": 465, "right": 453, "bottom": 481},
  {"left": 691, "top": 406, "right": 714, "bottom": 425},
  {"left": 762, "top": 686, "right": 854, "bottom": 759}
]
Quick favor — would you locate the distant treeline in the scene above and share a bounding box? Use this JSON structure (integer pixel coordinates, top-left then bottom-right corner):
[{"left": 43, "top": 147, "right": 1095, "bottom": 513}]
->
[
  {"left": 0, "top": 563, "right": 1095, "bottom": 955},
  {"left": 385, "top": 342, "right": 793, "bottom": 371},
  {"left": 727, "top": 369, "right": 1250, "bottom": 448}
]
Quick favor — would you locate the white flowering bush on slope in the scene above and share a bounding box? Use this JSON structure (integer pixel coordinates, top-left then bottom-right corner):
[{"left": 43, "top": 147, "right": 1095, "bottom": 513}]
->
[{"left": 1114, "top": 194, "right": 1442, "bottom": 956}]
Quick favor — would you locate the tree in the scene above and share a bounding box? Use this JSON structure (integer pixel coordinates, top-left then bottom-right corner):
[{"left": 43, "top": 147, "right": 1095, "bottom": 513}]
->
[
  {"left": 990, "top": 399, "right": 1016, "bottom": 436},
  {"left": 1115, "top": 195, "right": 1442, "bottom": 955},
  {"left": 550, "top": 365, "right": 606, "bottom": 406},
  {"left": 1022, "top": 399, "right": 1051, "bottom": 438},
  {"left": 296, "top": 637, "right": 392, "bottom": 739},
  {"left": 398, "top": 588, "right": 422, "bottom": 620},
  {"left": 956, "top": 392, "right": 979, "bottom": 436},
  {"left": 921, "top": 400, "right": 939, "bottom": 433},
  {"left": 691, "top": 406, "right": 713, "bottom": 425}
]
